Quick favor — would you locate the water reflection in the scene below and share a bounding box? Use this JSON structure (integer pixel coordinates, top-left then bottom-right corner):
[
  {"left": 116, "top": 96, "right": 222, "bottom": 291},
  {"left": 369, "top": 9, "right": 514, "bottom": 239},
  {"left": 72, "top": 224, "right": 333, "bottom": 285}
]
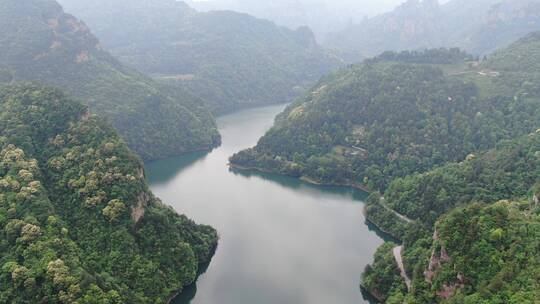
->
[
  {"left": 172, "top": 262, "right": 211, "bottom": 304},
  {"left": 146, "top": 152, "right": 208, "bottom": 185},
  {"left": 230, "top": 167, "right": 368, "bottom": 202},
  {"left": 232, "top": 167, "right": 396, "bottom": 243}
]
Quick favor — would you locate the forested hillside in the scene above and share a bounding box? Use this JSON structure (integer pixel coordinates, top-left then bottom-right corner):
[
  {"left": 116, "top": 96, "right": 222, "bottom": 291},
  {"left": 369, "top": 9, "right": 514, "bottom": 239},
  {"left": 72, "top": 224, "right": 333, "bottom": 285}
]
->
[
  {"left": 0, "top": 0, "right": 220, "bottom": 160},
  {"left": 57, "top": 0, "right": 343, "bottom": 114},
  {"left": 327, "top": 0, "right": 540, "bottom": 56},
  {"left": 0, "top": 85, "right": 217, "bottom": 303},
  {"left": 362, "top": 131, "right": 540, "bottom": 303},
  {"left": 230, "top": 47, "right": 540, "bottom": 191}
]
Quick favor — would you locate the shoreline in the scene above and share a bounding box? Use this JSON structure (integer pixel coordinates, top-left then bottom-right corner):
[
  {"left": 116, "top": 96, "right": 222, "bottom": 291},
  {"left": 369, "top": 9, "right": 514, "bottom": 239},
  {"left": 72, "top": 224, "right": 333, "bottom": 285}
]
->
[
  {"left": 360, "top": 284, "right": 385, "bottom": 303},
  {"left": 299, "top": 175, "right": 372, "bottom": 192},
  {"left": 229, "top": 163, "right": 371, "bottom": 192},
  {"left": 166, "top": 291, "right": 180, "bottom": 304},
  {"left": 364, "top": 215, "right": 403, "bottom": 242},
  {"left": 229, "top": 162, "right": 402, "bottom": 238}
]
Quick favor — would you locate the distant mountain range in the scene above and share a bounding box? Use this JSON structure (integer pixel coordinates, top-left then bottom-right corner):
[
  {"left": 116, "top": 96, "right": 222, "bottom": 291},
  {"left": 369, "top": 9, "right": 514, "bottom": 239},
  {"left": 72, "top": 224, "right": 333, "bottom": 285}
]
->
[
  {"left": 327, "top": 0, "right": 540, "bottom": 56},
  {"left": 185, "top": 0, "right": 387, "bottom": 41},
  {"left": 58, "top": 0, "right": 343, "bottom": 114}
]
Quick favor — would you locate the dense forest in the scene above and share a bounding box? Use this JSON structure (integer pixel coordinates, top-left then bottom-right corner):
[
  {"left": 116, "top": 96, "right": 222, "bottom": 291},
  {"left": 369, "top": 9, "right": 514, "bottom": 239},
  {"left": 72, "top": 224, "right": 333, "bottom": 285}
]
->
[
  {"left": 230, "top": 46, "right": 540, "bottom": 192},
  {"left": 57, "top": 0, "right": 343, "bottom": 114},
  {"left": 326, "top": 0, "right": 540, "bottom": 56},
  {"left": 230, "top": 38, "right": 540, "bottom": 302},
  {"left": 362, "top": 131, "right": 539, "bottom": 303},
  {"left": 0, "top": 0, "right": 220, "bottom": 160},
  {"left": 0, "top": 85, "right": 217, "bottom": 303},
  {"left": 2, "top": 0, "right": 539, "bottom": 302}
]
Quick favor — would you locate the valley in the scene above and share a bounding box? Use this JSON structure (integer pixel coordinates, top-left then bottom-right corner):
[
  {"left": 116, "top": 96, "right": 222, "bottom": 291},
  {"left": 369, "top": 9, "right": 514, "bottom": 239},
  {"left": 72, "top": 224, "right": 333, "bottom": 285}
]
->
[
  {"left": 0, "top": 0, "right": 539, "bottom": 303},
  {"left": 147, "top": 105, "right": 386, "bottom": 304}
]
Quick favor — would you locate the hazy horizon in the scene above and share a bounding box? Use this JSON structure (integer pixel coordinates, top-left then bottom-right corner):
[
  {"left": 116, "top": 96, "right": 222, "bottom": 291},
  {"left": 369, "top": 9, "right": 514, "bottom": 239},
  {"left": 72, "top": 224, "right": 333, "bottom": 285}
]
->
[
  {"left": 191, "top": 0, "right": 412, "bottom": 17},
  {"left": 188, "top": 0, "right": 452, "bottom": 40}
]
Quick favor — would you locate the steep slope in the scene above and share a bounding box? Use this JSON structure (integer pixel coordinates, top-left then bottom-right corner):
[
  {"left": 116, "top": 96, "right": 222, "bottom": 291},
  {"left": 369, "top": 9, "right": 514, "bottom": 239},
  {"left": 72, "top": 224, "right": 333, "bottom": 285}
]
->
[
  {"left": 367, "top": 129, "right": 540, "bottom": 235},
  {"left": 57, "top": 0, "right": 343, "bottom": 114},
  {"left": 327, "top": 0, "right": 540, "bottom": 56},
  {"left": 484, "top": 30, "right": 540, "bottom": 76},
  {"left": 0, "top": 0, "right": 220, "bottom": 160},
  {"left": 0, "top": 85, "right": 217, "bottom": 303},
  {"left": 359, "top": 35, "right": 540, "bottom": 303},
  {"left": 230, "top": 48, "right": 540, "bottom": 191},
  {"left": 362, "top": 131, "right": 540, "bottom": 303}
]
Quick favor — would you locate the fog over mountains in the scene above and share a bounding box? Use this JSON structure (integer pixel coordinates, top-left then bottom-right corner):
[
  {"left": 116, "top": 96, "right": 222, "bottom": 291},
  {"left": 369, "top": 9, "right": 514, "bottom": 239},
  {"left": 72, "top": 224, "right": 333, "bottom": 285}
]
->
[
  {"left": 328, "top": 0, "right": 540, "bottom": 55},
  {"left": 186, "top": 0, "right": 416, "bottom": 40},
  {"left": 189, "top": 0, "right": 540, "bottom": 57},
  {"left": 187, "top": 0, "right": 456, "bottom": 40}
]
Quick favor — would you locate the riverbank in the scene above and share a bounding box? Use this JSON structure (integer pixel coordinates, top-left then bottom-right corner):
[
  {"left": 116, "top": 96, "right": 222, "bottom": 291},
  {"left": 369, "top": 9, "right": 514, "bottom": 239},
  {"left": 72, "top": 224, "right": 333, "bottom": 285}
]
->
[
  {"left": 299, "top": 175, "right": 372, "bottom": 192},
  {"left": 230, "top": 162, "right": 410, "bottom": 240},
  {"left": 229, "top": 163, "right": 372, "bottom": 192},
  {"left": 149, "top": 104, "right": 383, "bottom": 304}
]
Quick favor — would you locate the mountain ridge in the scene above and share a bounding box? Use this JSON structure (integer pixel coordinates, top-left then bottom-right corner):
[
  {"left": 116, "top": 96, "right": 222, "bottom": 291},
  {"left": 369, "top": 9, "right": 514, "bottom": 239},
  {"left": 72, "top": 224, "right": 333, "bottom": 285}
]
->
[
  {"left": 0, "top": 0, "right": 220, "bottom": 160},
  {"left": 57, "top": 0, "right": 343, "bottom": 114},
  {"left": 327, "top": 0, "right": 540, "bottom": 56}
]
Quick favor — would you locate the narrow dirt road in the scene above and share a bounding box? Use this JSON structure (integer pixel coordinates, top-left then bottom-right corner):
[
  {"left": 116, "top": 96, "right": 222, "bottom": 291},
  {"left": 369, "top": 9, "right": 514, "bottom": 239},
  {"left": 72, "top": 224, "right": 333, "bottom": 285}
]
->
[
  {"left": 393, "top": 245, "right": 412, "bottom": 291},
  {"left": 380, "top": 197, "right": 414, "bottom": 223}
]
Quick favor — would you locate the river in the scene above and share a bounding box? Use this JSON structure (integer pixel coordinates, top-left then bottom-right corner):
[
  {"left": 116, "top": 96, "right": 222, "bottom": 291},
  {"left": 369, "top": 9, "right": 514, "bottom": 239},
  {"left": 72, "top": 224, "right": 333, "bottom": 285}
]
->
[{"left": 146, "top": 104, "right": 385, "bottom": 304}]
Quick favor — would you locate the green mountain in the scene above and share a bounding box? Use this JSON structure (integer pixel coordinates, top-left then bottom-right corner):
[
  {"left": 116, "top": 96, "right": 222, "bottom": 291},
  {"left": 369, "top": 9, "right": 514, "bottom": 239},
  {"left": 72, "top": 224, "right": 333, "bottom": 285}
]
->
[
  {"left": 0, "top": 0, "right": 220, "bottom": 160},
  {"left": 362, "top": 131, "right": 540, "bottom": 303},
  {"left": 57, "top": 0, "right": 343, "bottom": 114},
  {"left": 0, "top": 84, "right": 217, "bottom": 303},
  {"left": 326, "top": 0, "right": 540, "bottom": 56},
  {"left": 230, "top": 47, "right": 540, "bottom": 191},
  {"left": 359, "top": 34, "right": 540, "bottom": 303}
]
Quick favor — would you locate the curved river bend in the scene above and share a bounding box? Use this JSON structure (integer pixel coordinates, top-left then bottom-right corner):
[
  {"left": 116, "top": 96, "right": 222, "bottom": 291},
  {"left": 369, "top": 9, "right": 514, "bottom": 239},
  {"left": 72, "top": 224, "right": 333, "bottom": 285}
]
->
[{"left": 146, "top": 105, "right": 385, "bottom": 304}]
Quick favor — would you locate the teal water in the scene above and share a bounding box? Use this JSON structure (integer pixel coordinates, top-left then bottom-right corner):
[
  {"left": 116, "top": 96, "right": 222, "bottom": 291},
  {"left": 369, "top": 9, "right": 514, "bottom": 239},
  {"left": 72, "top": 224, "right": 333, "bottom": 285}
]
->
[{"left": 146, "top": 105, "right": 385, "bottom": 304}]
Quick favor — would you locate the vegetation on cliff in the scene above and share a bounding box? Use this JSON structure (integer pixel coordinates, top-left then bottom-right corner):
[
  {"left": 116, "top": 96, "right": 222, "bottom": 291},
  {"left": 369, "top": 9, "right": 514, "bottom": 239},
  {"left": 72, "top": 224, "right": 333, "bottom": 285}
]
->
[
  {"left": 362, "top": 123, "right": 539, "bottom": 303},
  {"left": 230, "top": 47, "right": 540, "bottom": 192},
  {"left": 0, "top": 85, "right": 217, "bottom": 303},
  {"left": 0, "top": 0, "right": 220, "bottom": 160},
  {"left": 58, "top": 0, "right": 343, "bottom": 114}
]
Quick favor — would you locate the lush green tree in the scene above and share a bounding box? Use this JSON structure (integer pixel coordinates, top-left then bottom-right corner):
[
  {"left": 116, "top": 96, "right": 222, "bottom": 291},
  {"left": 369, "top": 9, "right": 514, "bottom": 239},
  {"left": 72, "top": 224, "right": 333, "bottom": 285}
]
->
[
  {"left": 0, "top": 0, "right": 220, "bottom": 160},
  {"left": 231, "top": 47, "right": 540, "bottom": 192},
  {"left": 0, "top": 85, "right": 218, "bottom": 303},
  {"left": 57, "top": 0, "right": 343, "bottom": 114}
]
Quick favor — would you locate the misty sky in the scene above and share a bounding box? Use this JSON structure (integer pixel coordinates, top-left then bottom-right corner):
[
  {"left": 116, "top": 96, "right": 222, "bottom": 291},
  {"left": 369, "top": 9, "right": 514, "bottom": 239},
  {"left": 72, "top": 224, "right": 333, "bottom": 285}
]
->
[{"left": 192, "top": 0, "right": 449, "bottom": 16}]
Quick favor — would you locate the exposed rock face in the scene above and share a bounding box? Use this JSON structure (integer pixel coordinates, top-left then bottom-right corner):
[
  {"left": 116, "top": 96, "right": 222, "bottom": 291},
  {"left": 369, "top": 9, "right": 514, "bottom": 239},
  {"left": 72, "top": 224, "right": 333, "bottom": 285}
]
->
[
  {"left": 131, "top": 191, "right": 149, "bottom": 225},
  {"left": 425, "top": 229, "right": 452, "bottom": 282},
  {"left": 327, "top": 0, "right": 540, "bottom": 55},
  {"left": 424, "top": 229, "right": 466, "bottom": 299}
]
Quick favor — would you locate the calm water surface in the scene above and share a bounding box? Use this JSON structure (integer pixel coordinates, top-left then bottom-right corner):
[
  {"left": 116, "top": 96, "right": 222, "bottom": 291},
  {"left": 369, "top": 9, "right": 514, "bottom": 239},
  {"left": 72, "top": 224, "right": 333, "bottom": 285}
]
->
[{"left": 146, "top": 105, "right": 385, "bottom": 304}]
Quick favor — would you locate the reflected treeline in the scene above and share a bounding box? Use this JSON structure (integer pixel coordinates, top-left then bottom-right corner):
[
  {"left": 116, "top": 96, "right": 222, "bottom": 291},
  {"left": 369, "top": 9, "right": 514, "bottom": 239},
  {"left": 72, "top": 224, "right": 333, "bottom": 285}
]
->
[
  {"left": 172, "top": 260, "right": 213, "bottom": 304},
  {"left": 360, "top": 285, "right": 382, "bottom": 304},
  {"left": 230, "top": 167, "right": 398, "bottom": 245},
  {"left": 146, "top": 152, "right": 209, "bottom": 184},
  {"left": 229, "top": 167, "right": 368, "bottom": 201},
  {"left": 365, "top": 220, "right": 398, "bottom": 244}
]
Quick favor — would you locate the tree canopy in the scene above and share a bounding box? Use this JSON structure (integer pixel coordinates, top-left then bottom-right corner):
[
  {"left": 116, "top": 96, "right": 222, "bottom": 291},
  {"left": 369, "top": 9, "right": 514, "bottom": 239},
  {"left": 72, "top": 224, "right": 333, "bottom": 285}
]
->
[
  {"left": 0, "top": 0, "right": 220, "bottom": 160},
  {"left": 0, "top": 85, "right": 218, "bottom": 303}
]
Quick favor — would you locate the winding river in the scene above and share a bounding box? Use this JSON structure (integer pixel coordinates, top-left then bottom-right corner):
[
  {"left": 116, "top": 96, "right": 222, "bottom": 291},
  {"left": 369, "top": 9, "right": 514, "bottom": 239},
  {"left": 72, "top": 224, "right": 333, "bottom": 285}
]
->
[{"left": 146, "top": 104, "right": 385, "bottom": 304}]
